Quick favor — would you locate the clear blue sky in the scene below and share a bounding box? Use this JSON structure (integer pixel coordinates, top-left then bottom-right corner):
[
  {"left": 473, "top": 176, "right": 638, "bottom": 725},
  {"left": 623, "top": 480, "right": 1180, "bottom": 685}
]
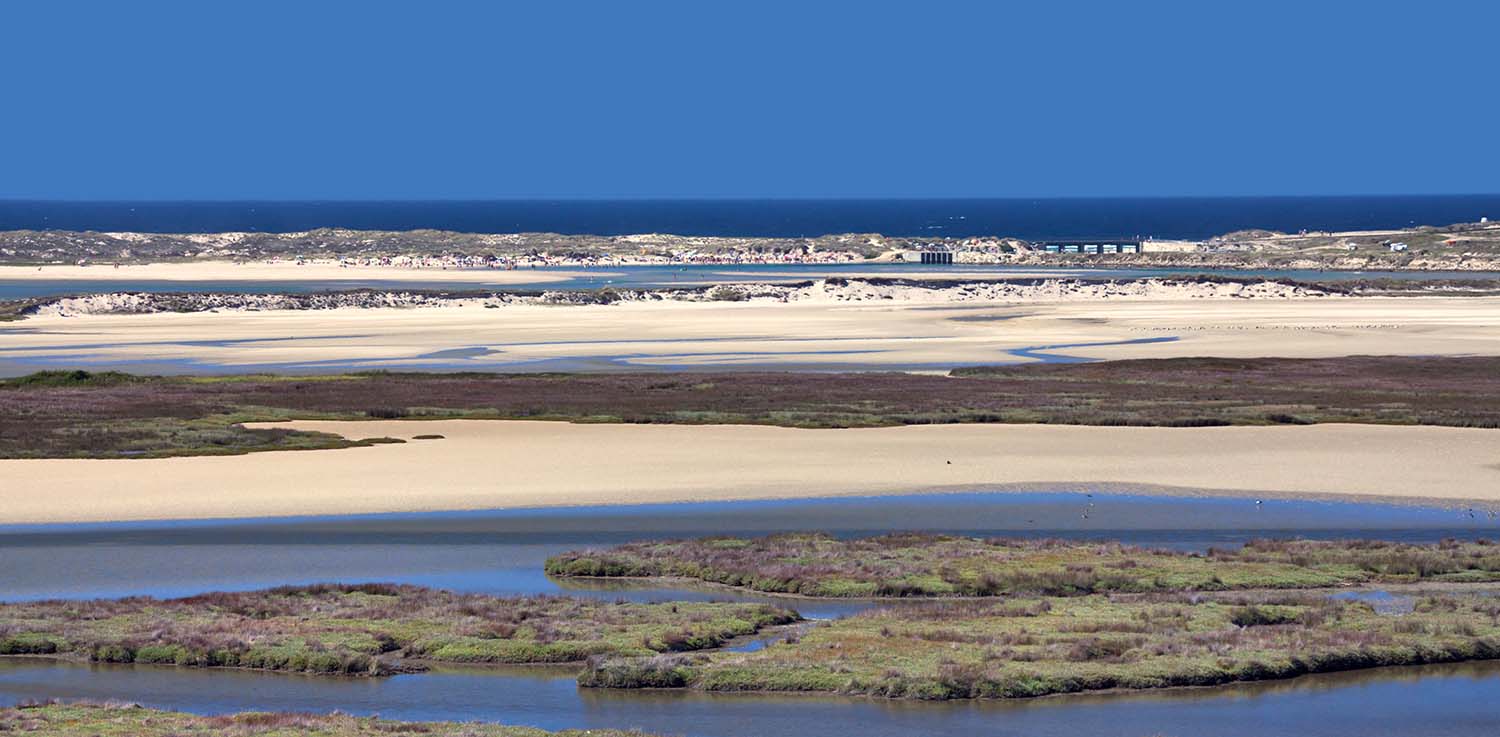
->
[{"left": 2, "top": 0, "right": 1496, "bottom": 200}]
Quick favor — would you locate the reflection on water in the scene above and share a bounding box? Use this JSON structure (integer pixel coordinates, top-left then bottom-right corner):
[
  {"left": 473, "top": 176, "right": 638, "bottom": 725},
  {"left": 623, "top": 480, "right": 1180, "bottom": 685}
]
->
[
  {"left": 3, "top": 658, "right": 1499, "bottom": 737},
  {"left": 1330, "top": 590, "right": 1417, "bottom": 615}
]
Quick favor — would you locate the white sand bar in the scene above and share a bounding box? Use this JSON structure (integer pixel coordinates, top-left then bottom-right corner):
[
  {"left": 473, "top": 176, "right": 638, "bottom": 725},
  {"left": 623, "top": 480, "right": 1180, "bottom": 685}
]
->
[
  {"left": 6, "top": 296, "right": 1500, "bottom": 372},
  {"left": 3, "top": 420, "right": 1498, "bottom": 524}
]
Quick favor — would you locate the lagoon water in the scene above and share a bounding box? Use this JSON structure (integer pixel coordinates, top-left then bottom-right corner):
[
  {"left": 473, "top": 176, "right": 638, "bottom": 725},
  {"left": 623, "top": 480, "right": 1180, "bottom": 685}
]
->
[
  {"left": 4, "top": 492, "right": 1499, "bottom": 735},
  {"left": 5, "top": 262, "right": 1500, "bottom": 302},
  {"left": 4, "top": 658, "right": 1500, "bottom": 737},
  {"left": 4, "top": 492, "right": 1494, "bottom": 604}
]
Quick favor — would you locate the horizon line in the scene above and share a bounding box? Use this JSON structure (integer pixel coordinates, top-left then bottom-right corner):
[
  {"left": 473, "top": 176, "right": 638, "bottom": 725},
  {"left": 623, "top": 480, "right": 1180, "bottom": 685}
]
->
[{"left": 3, "top": 193, "right": 1500, "bottom": 205}]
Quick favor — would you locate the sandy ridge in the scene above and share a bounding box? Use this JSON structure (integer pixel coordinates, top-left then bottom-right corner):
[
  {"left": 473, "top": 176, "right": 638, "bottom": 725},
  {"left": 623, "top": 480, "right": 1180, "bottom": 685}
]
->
[{"left": 2, "top": 420, "right": 1498, "bottom": 525}]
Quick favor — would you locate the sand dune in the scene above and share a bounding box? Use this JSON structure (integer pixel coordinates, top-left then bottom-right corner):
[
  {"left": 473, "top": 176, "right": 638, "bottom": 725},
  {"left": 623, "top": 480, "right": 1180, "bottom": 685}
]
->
[
  {"left": 2, "top": 420, "right": 1498, "bottom": 524},
  {"left": 0, "top": 260, "right": 583, "bottom": 284}
]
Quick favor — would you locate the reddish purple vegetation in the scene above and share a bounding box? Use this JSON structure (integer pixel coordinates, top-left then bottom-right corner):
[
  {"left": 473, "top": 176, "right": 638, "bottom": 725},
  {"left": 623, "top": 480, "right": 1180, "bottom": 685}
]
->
[
  {"left": 0, "top": 583, "right": 796, "bottom": 675},
  {"left": 547, "top": 534, "right": 1500, "bottom": 598},
  {"left": 3, "top": 355, "right": 1499, "bottom": 457}
]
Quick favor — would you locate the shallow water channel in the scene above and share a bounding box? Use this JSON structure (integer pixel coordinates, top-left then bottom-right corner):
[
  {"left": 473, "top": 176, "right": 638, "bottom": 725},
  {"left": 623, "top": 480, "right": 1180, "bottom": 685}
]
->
[
  {"left": 5, "top": 262, "right": 1498, "bottom": 301},
  {"left": 3, "top": 491, "right": 1499, "bottom": 736}
]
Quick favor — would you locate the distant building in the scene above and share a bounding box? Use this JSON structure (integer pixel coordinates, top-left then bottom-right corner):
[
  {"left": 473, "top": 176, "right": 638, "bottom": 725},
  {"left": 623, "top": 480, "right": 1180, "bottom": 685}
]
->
[
  {"left": 1389, "top": 242, "right": 1409, "bottom": 252},
  {"left": 1139, "top": 239, "right": 1203, "bottom": 253},
  {"left": 898, "top": 250, "right": 954, "bottom": 264},
  {"left": 1041, "top": 242, "right": 1139, "bottom": 255}
]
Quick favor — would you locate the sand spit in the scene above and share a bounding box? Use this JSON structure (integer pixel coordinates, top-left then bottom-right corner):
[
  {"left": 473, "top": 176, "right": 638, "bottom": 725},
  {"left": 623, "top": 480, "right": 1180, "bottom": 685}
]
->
[
  {"left": 27, "top": 277, "right": 1338, "bottom": 318},
  {"left": 2, "top": 421, "right": 1498, "bottom": 525},
  {"left": 6, "top": 292, "right": 1499, "bottom": 373}
]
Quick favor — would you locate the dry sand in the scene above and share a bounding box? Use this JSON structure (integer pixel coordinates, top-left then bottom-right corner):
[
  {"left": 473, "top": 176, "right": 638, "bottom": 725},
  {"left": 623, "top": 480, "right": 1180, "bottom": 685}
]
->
[
  {"left": 2, "top": 420, "right": 1498, "bottom": 525},
  {"left": 0, "top": 260, "right": 582, "bottom": 284},
  {"left": 5, "top": 295, "right": 1500, "bottom": 373}
]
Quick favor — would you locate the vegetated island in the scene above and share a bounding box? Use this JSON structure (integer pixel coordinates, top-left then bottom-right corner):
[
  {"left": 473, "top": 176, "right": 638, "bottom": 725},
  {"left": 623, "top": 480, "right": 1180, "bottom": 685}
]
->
[
  {"left": 544, "top": 534, "right": 1500, "bottom": 598},
  {"left": 2, "top": 355, "right": 1497, "bottom": 459},
  {"left": 7, "top": 539, "right": 1500, "bottom": 701},
  {"left": 2, "top": 219, "right": 1499, "bottom": 270},
  {"left": 580, "top": 590, "right": 1500, "bottom": 699},
  {"left": 556, "top": 535, "right": 1500, "bottom": 699},
  {"left": 0, "top": 584, "right": 794, "bottom": 676},
  {"left": 0, "top": 701, "right": 662, "bottom": 737}
]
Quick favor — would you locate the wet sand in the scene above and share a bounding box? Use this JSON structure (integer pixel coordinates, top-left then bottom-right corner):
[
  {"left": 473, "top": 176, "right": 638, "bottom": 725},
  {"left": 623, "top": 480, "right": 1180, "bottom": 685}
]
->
[
  {"left": 5, "top": 296, "right": 1500, "bottom": 373},
  {"left": 2, "top": 420, "right": 1498, "bottom": 524}
]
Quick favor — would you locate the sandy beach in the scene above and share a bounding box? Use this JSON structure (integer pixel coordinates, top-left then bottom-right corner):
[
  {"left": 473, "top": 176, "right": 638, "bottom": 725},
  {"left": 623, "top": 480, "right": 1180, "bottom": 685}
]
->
[
  {"left": 2, "top": 419, "right": 1497, "bottom": 524},
  {"left": 0, "top": 260, "right": 585, "bottom": 284},
  {"left": 4, "top": 293, "right": 1500, "bottom": 373}
]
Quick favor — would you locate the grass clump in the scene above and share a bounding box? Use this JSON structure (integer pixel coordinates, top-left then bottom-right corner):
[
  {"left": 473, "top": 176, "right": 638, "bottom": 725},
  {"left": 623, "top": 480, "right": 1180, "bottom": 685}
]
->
[{"left": 4, "top": 370, "right": 141, "bottom": 387}]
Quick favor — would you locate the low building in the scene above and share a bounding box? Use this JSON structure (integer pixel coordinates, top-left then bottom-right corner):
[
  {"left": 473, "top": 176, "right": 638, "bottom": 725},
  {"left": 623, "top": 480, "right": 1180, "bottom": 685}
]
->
[
  {"left": 1140, "top": 239, "right": 1204, "bottom": 253},
  {"left": 1042, "top": 242, "right": 1139, "bottom": 255},
  {"left": 897, "top": 250, "right": 954, "bottom": 264}
]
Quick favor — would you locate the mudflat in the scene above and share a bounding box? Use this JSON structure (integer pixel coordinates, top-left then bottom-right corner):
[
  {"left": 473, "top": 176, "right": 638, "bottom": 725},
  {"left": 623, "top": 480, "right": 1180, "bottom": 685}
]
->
[{"left": 6, "top": 295, "right": 1500, "bottom": 373}]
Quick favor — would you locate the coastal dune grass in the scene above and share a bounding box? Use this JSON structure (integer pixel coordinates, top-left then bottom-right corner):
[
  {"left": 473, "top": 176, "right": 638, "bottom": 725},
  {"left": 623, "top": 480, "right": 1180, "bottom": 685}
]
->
[
  {"left": 546, "top": 534, "right": 1500, "bottom": 598},
  {"left": 581, "top": 592, "right": 1500, "bottom": 700},
  {"left": 0, "top": 583, "right": 796, "bottom": 676},
  {"left": 0, "top": 701, "right": 662, "bottom": 736}
]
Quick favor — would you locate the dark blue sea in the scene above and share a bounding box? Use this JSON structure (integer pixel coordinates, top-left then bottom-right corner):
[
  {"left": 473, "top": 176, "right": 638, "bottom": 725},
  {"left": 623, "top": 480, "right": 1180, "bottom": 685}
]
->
[{"left": 2, "top": 195, "right": 1497, "bottom": 239}]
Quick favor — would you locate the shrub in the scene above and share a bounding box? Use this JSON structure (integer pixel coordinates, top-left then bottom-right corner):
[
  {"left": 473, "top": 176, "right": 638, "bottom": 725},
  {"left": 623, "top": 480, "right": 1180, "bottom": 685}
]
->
[
  {"left": 0, "top": 633, "right": 62, "bottom": 655},
  {"left": 707, "top": 285, "right": 749, "bottom": 302},
  {"left": 364, "top": 407, "right": 410, "bottom": 419},
  {"left": 578, "top": 654, "right": 695, "bottom": 688},
  {"left": 1230, "top": 605, "right": 1301, "bottom": 627}
]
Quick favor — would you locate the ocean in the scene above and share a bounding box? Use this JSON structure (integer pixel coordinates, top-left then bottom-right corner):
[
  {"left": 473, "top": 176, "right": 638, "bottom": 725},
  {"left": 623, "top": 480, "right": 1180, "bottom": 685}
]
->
[{"left": 1, "top": 195, "right": 1497, "bottom": 239}]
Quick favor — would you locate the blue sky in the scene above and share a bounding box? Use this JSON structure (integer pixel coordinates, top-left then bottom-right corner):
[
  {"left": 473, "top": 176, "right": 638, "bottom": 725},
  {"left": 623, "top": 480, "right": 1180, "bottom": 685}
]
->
[{"left": 2, "top": 1, "right": 1495, "bottom": 200}]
